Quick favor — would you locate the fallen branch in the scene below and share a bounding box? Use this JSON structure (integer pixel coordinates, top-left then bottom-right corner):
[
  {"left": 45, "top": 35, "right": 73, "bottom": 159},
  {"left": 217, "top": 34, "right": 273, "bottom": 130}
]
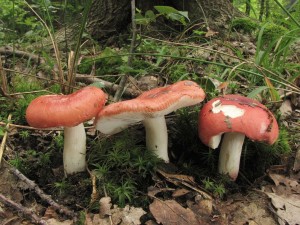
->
[
  {"left": 0, "top": 46, "right": 45, "bottom": 64},
  {"left": 0, "top": 193, "right": 48, "bottom": 225},
  {"left": 75, "top": 74, "right": 141, "bottom": 97},
  {"left": 8, "top": 164, "right": 76, "bottom": 218}
]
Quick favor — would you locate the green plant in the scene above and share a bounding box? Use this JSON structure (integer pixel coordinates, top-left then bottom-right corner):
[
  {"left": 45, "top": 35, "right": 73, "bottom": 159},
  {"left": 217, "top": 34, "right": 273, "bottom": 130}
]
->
[
  {"left": 53, "top": 179, "right": 70, "bottom": 195},
  {"left": 52, "top": 133, "right": 64, "bottom": 150},
  {"left": 131, "top": 150, "right": 161, "bottom": 177},
  {"left": 19, "top": 130, "right": 30, "bottom": 140},
  {"left": 92, "top": 163, "right": 110, "bottom": 180},
  {"left": 135, "top": 6, "right": 189, "bottom": 26},
  {"left": 88, "top": 131, "right": 160, "bottom": 207},
  {"left": 213, "top": 183, "right": 226, "bottom": 198},
  {"left": 0, "top": 0, "right": 45, "bottom": 44},
  {"left": 202, "top": 178, "right": 226, "bottom": 198},
  {"left": 9, "top": 154, "right": 26, "bottom": 171},
  {"left": 113, "top": 179, "right": 137, "bottom": 208},
  {"left": 106, "top": 146, "right": 131, "bottom": 168},
  {"left": 38, "top": 152, "right": 52, "bottom": 167},
  {"left": 0, "top": 127, "right": 4, "bottom": 137}
]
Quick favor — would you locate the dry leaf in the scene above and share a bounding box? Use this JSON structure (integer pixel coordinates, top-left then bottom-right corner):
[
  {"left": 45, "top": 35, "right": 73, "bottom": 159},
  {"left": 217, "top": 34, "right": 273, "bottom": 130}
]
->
[
  {"left": 114, "top": 205, "right": 145, "bottom": 225},
  {"left": 86, "top": 205, "right": 145, "bottom": 225},
  {"left": 149, "top": 199, "right": 203, "bottom": 225},
  {"left": 293, "top": 148, "right": 300, "bottom": 172},
  {"left": 196, "top": 199, "right": 213, "bottom": 215},
  {"left": 232, "top": 202, "right": 276, "bottom": 225},
  {"left": 99, "top": 197, "right": 112, "bottom": 218},
  {"left": 172, "top": 188, "right": 190, "bottom": 198},
  {"left": 43, "top": 206, "right": 59, "bottom": 220},
  {"left": 279, "top": 99, "right": 292, "bottom": 118},
  {"left": 145, "top": 220, "right": 158, "bottom": 225},
  {"left": 45, "top": 218, "right": 73, "bottom": 225},
  {"left": 266, "top": 192, "right": 300, "bottom": 225},
  {"left": 205, "top": 29, "right": 219, "bottom": 37},
  {"left": 157, "top": 169, "right": 195, "bottom": 183},
  {"left": 268, "top": 173, "right": 299, "bottom": 188},
  {"left": 147, "top": 186, "right": 175, "bottom": 197}
]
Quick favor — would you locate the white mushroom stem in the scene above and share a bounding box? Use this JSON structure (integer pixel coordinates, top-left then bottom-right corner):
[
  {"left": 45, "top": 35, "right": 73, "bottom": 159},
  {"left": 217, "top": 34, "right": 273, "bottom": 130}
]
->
[
  {"left": 63, "top": 123, "right": 86, "bottom": 175},
  {"left": 218, "top": 132, "right": 245, "bottom": 180},
  {"left": 142, "top": 117, "right": 169, "bottom": 162}
]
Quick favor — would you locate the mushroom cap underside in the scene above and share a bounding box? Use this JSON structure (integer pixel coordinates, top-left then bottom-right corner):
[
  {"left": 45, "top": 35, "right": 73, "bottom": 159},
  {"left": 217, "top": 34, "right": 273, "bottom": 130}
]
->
[{"left": 95, "top": 80, "right": 206, "bottom": 134}]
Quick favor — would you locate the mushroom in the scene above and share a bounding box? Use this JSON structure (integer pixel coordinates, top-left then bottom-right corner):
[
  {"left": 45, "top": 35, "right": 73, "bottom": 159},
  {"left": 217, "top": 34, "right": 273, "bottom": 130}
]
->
[
  {"left": 198, "top": 94, "right": 279, "bottom": 180},
  {"left": 26, "top": 86, "right": 107, "bottom": 175},
  {"left": 95, "top": 80, "right": 206, "bottom": 162}
]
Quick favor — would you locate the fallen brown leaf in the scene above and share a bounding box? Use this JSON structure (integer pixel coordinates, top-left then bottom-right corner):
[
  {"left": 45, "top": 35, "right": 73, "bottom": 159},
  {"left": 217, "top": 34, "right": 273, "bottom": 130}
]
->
[
  {"left": 99, "top": 197, "right": 112, "bottom": 218},
  {"left": 266, "top": 192, "right": 300, "bottom": 225},
  {"left": 149, "top": 199, "right": 205, "bottom": 225},
  {"left": 172, "top": 188, "right": 190, "bottom": 198}
]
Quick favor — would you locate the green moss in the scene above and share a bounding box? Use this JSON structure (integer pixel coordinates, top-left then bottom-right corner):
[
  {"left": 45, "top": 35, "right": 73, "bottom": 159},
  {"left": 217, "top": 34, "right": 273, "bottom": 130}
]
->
[
  {"left": 166, "top": 64, "right": 189, "bottom": 82},
  {"left": 88, "top": 131, "right": 162, "bottom": 207},
  {"left": 231, "top": 17, "right": 258, "bottom": 33},
  {"left": 12, "top": 75, "right": 42, "bottom": 92},
  {"left": 259, "top": 22, "right": 289, "bottom": 42}
]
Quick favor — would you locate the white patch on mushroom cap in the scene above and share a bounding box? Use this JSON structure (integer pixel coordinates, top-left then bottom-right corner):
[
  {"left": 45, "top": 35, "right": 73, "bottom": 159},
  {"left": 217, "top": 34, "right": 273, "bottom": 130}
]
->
[
  {"left": 260, "top": 122, "right": 267, "bottom": 134},
  {"left": 211, "top": 100, "right": 245, "bottom": 118}
]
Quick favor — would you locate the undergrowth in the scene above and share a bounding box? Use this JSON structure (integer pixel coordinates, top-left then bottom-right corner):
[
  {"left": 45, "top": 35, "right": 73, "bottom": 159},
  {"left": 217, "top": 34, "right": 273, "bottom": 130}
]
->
[{"left": 88, "top": 131, "right": 162, "bottom": 208}]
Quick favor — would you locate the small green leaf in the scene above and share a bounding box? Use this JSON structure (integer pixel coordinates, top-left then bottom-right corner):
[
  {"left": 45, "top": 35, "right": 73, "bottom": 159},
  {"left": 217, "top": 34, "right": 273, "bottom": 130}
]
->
[
  {"left": 0, "top": 127, "right": 4, "bottom": 137},
  {"left": 154, "top": 6, "right": 178, "bottom": 14},
  {"left": 247, "top": 86, "right": 268, "bottom": 99}
]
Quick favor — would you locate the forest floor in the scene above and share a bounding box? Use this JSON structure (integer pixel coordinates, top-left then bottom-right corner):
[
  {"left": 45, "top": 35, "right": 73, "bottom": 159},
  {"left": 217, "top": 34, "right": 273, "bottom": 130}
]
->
[{"left": 0, "top": 34, "right": 300, "bottom": 225}]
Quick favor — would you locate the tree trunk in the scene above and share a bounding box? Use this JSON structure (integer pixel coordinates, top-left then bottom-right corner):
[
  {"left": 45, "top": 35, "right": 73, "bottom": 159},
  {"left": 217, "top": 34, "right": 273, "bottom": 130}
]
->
[
  {"left": 86, "top": 0, "right": 131, "bottom": 42},
  {"left": 87, "top": 0, "right": 243, "bottom": 41},
  {"left": 171, "top": 0, "right": 242, "bottom": 32}
]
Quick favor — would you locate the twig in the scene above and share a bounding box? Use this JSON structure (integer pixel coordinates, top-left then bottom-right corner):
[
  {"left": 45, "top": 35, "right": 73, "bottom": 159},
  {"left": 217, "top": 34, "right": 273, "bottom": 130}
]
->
[
  {"left": 0, "top": 193, "right": 48, "bottom": 225},
  {"left": 0, "top": 121, "right": 94, "bottom": 131},
  {"left": 113, "top": 0, "right": 137, "bottom": 102},
  {"left": 8, "top": 164, "right": 76, "bottom": 218},
  {"left": 0, "top": 122, "right": 63, "bottom": 130},
  {"left": 0, "top": 55, "right": 10, "bottom": 97},
  {"left": 75, "top": 74, "right": 141, "bottom": 97},
  {"left": 0, "top": 114, "right": 12, "bottom": 165}
]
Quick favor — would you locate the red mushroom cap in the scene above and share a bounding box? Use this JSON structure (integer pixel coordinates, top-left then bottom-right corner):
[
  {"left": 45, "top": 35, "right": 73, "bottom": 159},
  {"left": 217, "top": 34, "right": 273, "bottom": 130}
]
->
[
  {"left": 26, "top": 86, "right": 107, "bottom": 128},
  {"left": 198, "top": 94, "right": 279, "bottom": 147},
  {"left": 95, "top": 80, "right": 206, "bottom": 134}
]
